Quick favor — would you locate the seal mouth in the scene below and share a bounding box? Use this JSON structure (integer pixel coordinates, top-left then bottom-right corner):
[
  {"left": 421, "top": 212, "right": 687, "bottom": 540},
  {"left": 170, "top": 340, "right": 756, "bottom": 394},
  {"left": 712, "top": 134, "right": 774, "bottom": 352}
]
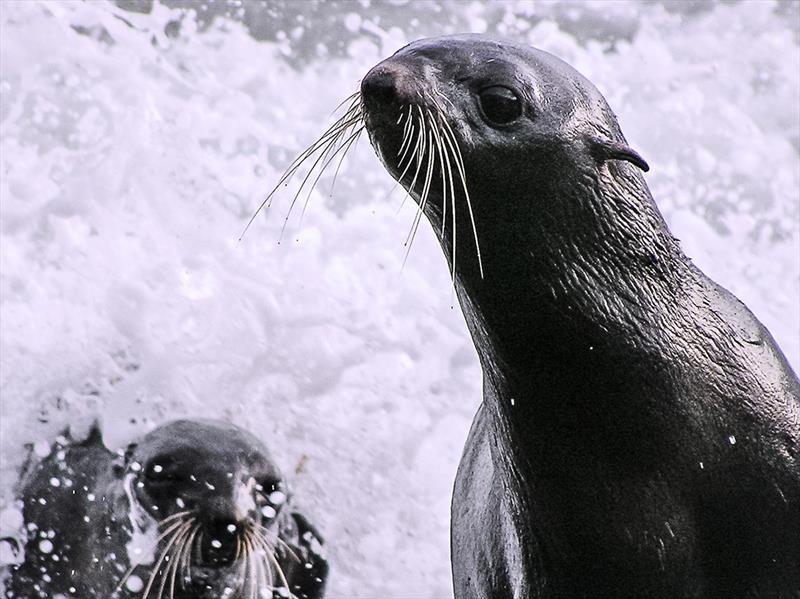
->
[
  {"left": 197, "top": 519, "right": 242, "bottom": 567},
  {"left": 114, "top": 512, "right": 295, "bottom": 597}
]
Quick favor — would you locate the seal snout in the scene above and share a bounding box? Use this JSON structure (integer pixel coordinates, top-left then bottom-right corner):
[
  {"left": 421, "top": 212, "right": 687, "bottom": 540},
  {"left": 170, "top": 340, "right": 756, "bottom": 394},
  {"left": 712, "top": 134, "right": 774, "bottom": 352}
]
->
[
  {"left": 199, "top": 516, "right": 245, "bottom": 567},
  {"left": 361, "top": 62, "right": 416, "bottom": 115}
]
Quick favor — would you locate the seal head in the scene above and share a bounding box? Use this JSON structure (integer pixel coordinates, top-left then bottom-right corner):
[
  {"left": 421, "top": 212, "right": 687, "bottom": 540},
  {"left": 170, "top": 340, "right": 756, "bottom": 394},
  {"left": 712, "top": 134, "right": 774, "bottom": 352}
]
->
[
  {"left": 125, "top": 420, "right": 287, "bottom": 570},
  {"left": 5, "top": 419, "right": 329, "bottom": 599}
]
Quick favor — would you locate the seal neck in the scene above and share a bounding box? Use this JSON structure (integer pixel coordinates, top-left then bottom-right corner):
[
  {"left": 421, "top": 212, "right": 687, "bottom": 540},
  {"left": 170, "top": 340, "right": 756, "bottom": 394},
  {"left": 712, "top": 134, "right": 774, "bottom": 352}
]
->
[{"left": 440, "top": 165, "right": 690, "bottom": 413}]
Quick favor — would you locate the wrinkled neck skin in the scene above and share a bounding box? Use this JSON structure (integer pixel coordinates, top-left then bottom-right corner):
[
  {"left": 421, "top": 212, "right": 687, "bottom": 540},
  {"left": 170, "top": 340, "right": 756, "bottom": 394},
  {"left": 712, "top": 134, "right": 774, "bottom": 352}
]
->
[{"left": 416, "top": 151, "right": 691, "bottom": 470}]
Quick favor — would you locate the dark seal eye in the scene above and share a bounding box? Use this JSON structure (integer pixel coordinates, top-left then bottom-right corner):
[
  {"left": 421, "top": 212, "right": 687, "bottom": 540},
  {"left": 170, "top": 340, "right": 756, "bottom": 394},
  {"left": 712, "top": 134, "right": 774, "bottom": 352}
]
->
[
  {"left": 478, "top": 86, "right": 522, "bottom": 125},
  {"left": 144, "top": 462, "right": 180, "bottom": 483}
]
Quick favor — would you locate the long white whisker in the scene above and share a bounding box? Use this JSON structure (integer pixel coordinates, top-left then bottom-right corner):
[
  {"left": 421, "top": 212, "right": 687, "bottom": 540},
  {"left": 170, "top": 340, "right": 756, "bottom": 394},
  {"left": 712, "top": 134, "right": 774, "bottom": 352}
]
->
[
  {"left": 436, "top": 105, "right": 484, "bottom": 279},
  {"left": 395, "top": 110, "right": 426, "bottom": 214},
  {"left": 280, "top": 116, "right": 362, "bottom": 236},
  {"left": 161, "top": 522, "right": 192, "bottom": 599},
  {"left": 142, "top": 520, "right": 193, "bottom": 599},
  {"left": 179, "top": 521, "right": 200, "bottom": 588},
  {"left": 255, "top": 525, "right": 300, "bottom": 564},
  {"left": 240, "top": 103, "right": 362, "bottom": 239},
  {"left": 433, "top": 107, "right": 458, "bottom": 288},
  {"left": 296, "top": 124, "right": 365, "bottom": 227},
  {"left": 403, "top": 108, "right": 436, "bottom": 267},
  {"left": 252, "top": 529, "right": 292, "bottom": 596},
  {"left": 113, "top": 519, "right": 186, "bottom": 595}
]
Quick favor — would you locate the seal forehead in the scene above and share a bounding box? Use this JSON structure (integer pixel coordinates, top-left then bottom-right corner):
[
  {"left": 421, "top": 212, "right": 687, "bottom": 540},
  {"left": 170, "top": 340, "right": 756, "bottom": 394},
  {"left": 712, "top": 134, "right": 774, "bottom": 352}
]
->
[
  {"left": 381, "top": 34, "right": 614, "bottom": 136},
  {"left": 133, "top": 420, "right": 277, "bottom": 474}
]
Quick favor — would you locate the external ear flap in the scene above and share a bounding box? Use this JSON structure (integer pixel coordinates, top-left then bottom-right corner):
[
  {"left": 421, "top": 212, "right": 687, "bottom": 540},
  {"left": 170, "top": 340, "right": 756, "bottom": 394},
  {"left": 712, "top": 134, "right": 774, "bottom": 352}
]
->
[
  {"left": 588, "top": 137, "right": 650, "bottom": 172},
  {"left": 79, "top": 421, "right": 104, "bottom": 447},
  {"left": 114, "top": 442, "right": 138, "bottom": 477}
]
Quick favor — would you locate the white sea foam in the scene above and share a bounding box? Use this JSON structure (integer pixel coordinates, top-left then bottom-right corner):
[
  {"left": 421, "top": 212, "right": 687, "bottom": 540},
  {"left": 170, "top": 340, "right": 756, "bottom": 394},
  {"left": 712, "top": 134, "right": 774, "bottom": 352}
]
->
[{"left": 1, "top": 2, "right": 797, "bottom": 596}]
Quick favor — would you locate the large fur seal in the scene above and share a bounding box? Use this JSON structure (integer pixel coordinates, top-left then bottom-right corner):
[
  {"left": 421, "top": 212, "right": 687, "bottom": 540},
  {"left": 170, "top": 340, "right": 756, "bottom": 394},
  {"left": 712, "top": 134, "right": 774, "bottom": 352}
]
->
[
  {"left": 5, "top": 420, "right": 328, "bottom": 599},
  {"left": 347, "top": 35, "right": 799, "bottom": 598}
]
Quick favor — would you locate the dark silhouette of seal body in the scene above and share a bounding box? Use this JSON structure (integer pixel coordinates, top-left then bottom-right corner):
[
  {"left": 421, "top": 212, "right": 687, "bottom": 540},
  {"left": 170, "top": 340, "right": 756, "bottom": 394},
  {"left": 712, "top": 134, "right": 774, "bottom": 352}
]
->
[
  {"left": 5, "top": 420, "right": 328, "bottom": 599},
  {"left": 359, "top": 35, "right": 800, "bottom": 598}
]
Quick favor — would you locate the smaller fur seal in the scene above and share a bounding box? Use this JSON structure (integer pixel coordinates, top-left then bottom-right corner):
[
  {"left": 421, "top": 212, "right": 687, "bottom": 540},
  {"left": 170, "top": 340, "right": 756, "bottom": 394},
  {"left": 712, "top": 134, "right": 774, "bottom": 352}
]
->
[{"left": 4, "top": 419, "right": 328, "bottom": 599}]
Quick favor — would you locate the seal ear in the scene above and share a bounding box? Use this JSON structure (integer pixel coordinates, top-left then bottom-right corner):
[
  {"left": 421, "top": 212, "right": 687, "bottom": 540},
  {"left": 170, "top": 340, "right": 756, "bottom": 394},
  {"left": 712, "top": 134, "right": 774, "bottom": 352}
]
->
[
  {"left": 113, "top": 442, "right": 138, "bottom": 478},
  {"left": 588, "top": 137, "right": 650, "bottom": 172},
  {"left": 77, "top": 421, "right": 104, "bottom": 448}
]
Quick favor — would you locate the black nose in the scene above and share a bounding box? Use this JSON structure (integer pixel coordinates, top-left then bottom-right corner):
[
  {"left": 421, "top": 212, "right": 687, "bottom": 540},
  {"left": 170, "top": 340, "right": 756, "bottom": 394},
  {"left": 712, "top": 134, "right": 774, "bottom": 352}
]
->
[
  {"left": 199, "top": 517, "right": 243, "bottom": 567},
  {"left": 361, "top": 66, "right": 399, "bottom": 106}
]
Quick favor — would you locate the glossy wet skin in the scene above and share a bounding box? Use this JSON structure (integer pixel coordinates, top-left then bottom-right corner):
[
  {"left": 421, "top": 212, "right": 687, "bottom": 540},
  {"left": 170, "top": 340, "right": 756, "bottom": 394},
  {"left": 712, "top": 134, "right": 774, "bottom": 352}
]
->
[
  {"left": 127, "top": 420, "right": 287, "bottom": 567},
  {"left": 360, "top": 35, "right": 647, "bottom": 279},
  {"left": 359, "top": 35, "right": 800, "bottom": 599}
]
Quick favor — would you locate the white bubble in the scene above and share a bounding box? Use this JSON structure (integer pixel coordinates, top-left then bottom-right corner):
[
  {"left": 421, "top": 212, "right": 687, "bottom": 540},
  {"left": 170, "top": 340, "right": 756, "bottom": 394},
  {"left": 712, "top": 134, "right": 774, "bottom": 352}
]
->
[
  {"left": 38, "top": 539, "right": 53, "bottom": 554},
  {"left": 33, "top": 441, "right": 51, "bottom": 458},
  {"left": 261, "top": 506, "right": 276, "bottom": 519},
  {"left": 126, "top": 575, "right": 144, "bottom": 592},
  {"left": 0, "top": 506, "right": 24, "bottom": 531},
  {"left": 49, "top": 477, "right": 61, "bottom": 487},
  {"left": 211, "top": 539, "right": 222, "bottom": 549},
  {"left": 226, "top": 524, "right": 236, "bottom": 533},
  {"left": 728, "top": 435, "right": 736, "bottom": 445},
  {"left": 268, "top": 491, "right": 286, "bottom": 505},
  {"left": 344, "top": 13, "right": 362, "bottom": 33}
]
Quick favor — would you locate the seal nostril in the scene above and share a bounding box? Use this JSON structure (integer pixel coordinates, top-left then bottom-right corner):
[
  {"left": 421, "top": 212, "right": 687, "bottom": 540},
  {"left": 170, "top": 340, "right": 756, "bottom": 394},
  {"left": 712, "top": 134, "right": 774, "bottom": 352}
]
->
[
  {"left": 199, "top": 518, "right": 243, "bottom": 567},
  {"left": 361, "top": 67, "right": 399, "bottom": 106}
]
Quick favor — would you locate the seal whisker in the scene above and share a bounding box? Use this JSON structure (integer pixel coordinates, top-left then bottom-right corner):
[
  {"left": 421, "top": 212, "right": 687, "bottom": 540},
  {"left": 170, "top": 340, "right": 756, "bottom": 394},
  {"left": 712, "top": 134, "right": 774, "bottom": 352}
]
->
[
  {"left": 329, "top": 90, "right": 361, "bottom": 117},
  {"left": 394, "top": 108, "right": 425, "bottom": 214},
  {"left": 294, "top": 124, "right": 365, "bottom": 227},
  {"left": 254, "top": 539, "right": 273, "bottom": 598},
  {"left": 240, "top": 101, "right": 363, "bottom": 239},
  {"left": 178, "top": 520, "right": 200, "bottom": 588},
  {"left": 427, "top": 108, "right": 450, "bottom": 238},
  {"left": 112, "top": 518, "right": 187, "bottom": 595},
  {"left": 326, "top": 124, "right": 365, "bottom": 199},
  {"left": 402, "top": 107, "right": 430, "bottom": 247},
  {"left": 403, "top": 108, "right": 436, "bottom": 267},
  {"left": 397, "top": 105, "right": 414, "bottom": 158},
  {"left": 433, "top": 109, "right": 458, "bottom": 287},
  {"left": 255, "top": 525, "right": 301, "bottom": 564},
  {"left": 282, "top": 117, "right": 363, "bottom": 234},
  {"left": 239, "top": 529, "right": 255, "bottom": 599},
  {"left": 142, "top": 520, "right": 193, "bottom": 599},
  {"left": 252, "top": 528, "right": 293, "bottom": 596},
  {"left": 244, "top": 531, "right": 263, "bottom": 599},
  {"left": 384, "top": 113, "right": 414, "bottom": 205},
  {"left": 157, "top": 509, "right": 195, "bottom": 528},
  {"left": 162, "top": 521, "right": 192, "bottom": 599},
  {"left": 437, "top": 114, "right": 484, "bottom": 278},
  {"left": 235, "top": 531, "right": 249, "bottom": 593},
  {"left": 168, "top": 518, "right": 195, "bottom": 595}
]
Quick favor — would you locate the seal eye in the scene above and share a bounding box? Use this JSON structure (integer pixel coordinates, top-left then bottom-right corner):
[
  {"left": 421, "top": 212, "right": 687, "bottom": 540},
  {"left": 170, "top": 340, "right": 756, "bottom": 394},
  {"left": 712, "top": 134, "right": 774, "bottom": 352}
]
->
[
  {"left": 144, "top": 462, "right": 180, "bottom": 483},
  {"left": 478, "top": 86, "right": 522, "bottom": 125}
]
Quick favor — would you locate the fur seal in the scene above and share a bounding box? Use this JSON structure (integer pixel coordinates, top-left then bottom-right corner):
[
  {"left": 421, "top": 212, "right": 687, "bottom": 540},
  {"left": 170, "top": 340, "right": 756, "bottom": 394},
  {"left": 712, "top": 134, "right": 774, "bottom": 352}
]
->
[
  {"left": 4, "top": 420, "right": 328, "bottom": 599},
  {"left": 350, "top": 35, "right": 799, "bottom": 598}
]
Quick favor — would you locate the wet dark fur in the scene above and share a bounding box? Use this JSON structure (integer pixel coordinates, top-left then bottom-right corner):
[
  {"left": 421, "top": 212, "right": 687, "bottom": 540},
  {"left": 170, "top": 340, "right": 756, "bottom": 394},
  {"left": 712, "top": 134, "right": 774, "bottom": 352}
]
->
[
  {"left": 360, "top": 35, "right": 800, "bottom": 599},
  {"left": 5, "top": 421, "right": 328, "bottom": 599}
]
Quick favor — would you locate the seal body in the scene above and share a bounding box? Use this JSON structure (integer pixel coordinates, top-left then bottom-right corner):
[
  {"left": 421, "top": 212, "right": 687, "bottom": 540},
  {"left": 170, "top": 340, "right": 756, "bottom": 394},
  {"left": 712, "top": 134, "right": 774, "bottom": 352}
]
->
[
  {"left": 359, "top": 35, "right": 800, "bottom": 598},
  {"left": 5, "top": 420, "right": 328, "bottom": 599}
]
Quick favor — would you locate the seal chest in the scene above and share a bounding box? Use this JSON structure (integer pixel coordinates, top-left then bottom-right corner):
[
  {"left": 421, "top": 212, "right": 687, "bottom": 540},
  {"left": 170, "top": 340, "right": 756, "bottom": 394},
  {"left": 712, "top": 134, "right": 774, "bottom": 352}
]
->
[
  {"left": 357, "top": 35, "right": 800, "bottom": 598},
  {"left": 5, "top": 419, "right": 329, "bottom": 599}
]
